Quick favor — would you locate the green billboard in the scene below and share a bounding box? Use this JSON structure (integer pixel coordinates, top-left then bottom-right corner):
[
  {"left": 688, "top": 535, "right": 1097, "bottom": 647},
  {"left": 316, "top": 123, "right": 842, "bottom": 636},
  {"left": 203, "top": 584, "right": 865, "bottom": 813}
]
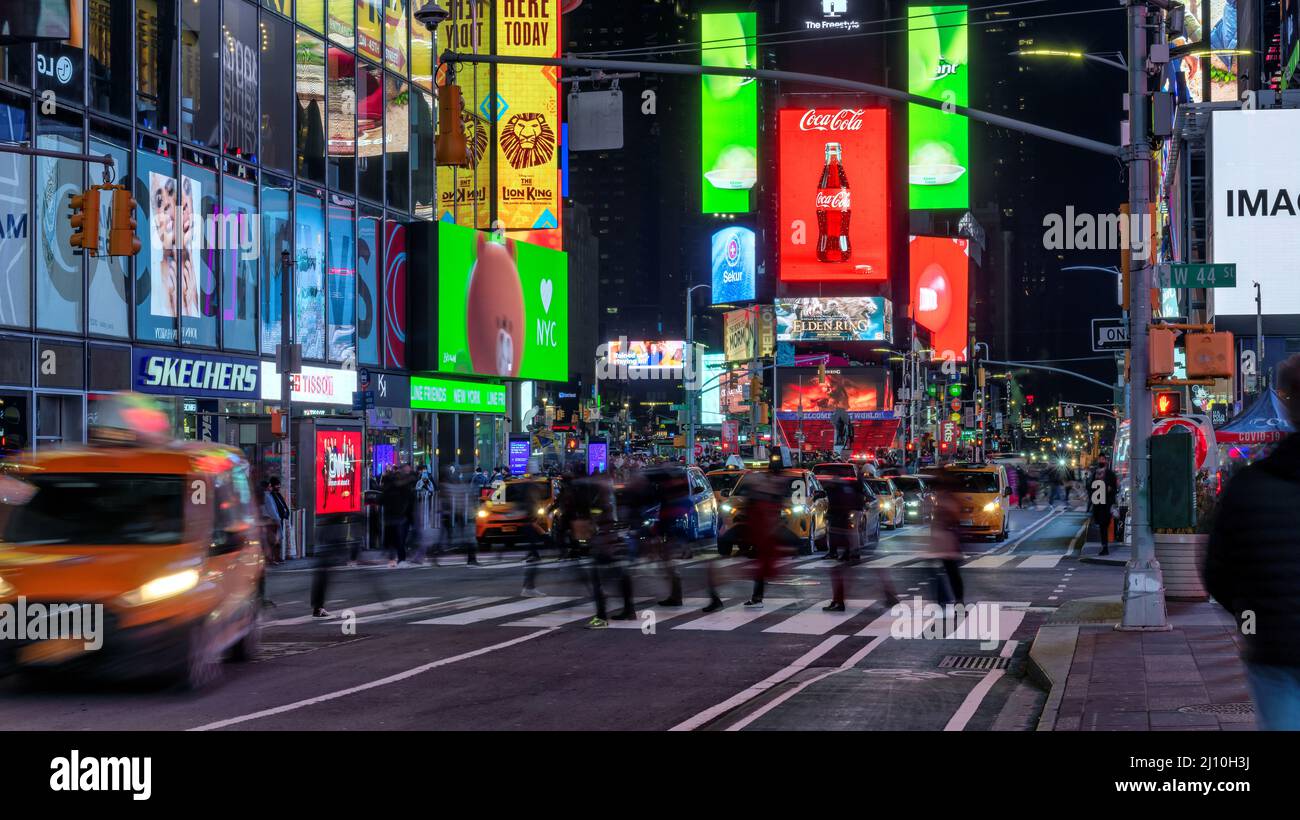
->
[
  {"left": 908, "top": 6, "right": 969, "bottom": 210},
  {"left": 701, "top": 12, "right": 757, "bottom": 214},
  {"left": 437, "top": 221, "right": 569, "bottom": 382},
  {"left": 411, "top": 375, "right": 507, "bottom": 414}
]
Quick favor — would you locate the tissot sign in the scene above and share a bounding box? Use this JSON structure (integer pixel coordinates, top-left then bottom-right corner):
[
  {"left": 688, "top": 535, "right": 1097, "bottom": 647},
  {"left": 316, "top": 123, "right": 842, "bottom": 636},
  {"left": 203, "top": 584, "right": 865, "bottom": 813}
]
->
[
  {"left": 1211, "top": 109, "right": 1300, "bottom": 315},
  {"left": 260, "top": 363, "right": 358, "bottom": 406}
]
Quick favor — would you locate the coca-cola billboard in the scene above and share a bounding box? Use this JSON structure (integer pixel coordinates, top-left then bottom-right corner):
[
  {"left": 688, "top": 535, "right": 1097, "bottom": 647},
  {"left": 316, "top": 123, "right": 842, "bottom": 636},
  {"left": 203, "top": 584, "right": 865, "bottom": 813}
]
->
[{"left": 778, "top": 106, "right": 889, "bottom": 282}]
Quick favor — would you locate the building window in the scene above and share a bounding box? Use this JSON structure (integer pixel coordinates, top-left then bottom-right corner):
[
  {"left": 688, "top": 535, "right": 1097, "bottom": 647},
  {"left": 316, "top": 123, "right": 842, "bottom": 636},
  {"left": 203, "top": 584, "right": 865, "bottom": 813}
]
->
[
  {"left": 88, "top": 126, "right": 130, "bottom": 338},
  {"left": 410, "top": 86, "right": 433, "bottom": 219},
  {"left": 259, "top": 173, "right": 292, "bottom": 354},
  {"left": 223, "top": 0, "right": 260, "bottom": 162},
  {"left": 327, "top": 45, "right": 356, "bottom": 194},
  {"left": 295, "top": 30, "right": 326, "bottom": 183},
  {"left": 137, "top": 0, "right": 179, "bottom": 134},
  {"left": 356, "top": 60, "right": 382, "bottom": 202},
  {"left": 89, "top": 0, "right": 134, "bottom": 120},
  {"left": 259, "top": 9, "right": 293, "bottom": 173},
  {"left": 295, "top": 185, "right": 326, "bottom": 359},
  {"left": 179, "top": 159, "right": 218, "bottom": 346},
  {"left": 326, "top": 196, "right": 355, "bottom": 363},
  {"left": 356, "top": 0, "right": 383, "bottom": 63},
  {"left": 355, "top": 207, "right": 381, "bottom": 365},
  {"left": 384, "top": 74, "right": 408, "bottom": 211},
  {"left": 381, "top": 218, "right": 404, "bottom": 368},
  {"left": 408, "top": 1, "right": 432, "bottom": 90},
  {"left": 0, "top": 89, "right": 31, "bottom": 329},
  {"left": 180, "top": 0, "right": 220, "bottom": 147},
  {"left": 35, "top": 111, "right": 84, "bottom": 335},
  {"left": 222, "top": 173, "right": 258, "bottom": 351},
  {"left": 135, "top": 142, "right": 178, "bottom": 343},
  {"left": 384, "top": 0, "right": 408, "bottom": 75},
  {"left": 298, "top": 0, "right": 325, "bottom": 33},
  {"left": 328, "top": 0, "right": 355, "bottom": 48}
]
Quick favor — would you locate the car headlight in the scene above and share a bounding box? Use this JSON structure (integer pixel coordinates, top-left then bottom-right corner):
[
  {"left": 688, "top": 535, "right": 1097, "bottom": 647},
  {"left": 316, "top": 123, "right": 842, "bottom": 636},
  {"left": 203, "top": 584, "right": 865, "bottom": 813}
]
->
[
  {"left": 119, "top": 569, "right": 200, "bottom": 607},
  {"left": 880, "top": 501, "right": 892, "bottom": 510},
  {"left": 982, "top": 501, "right": 999, "bottom": 512},
  {"left": 906, "top": 501, "right": 919, "bottom": 507},
  {"left": 536, "top": 506, "right": 548, "bottom": 517},
  {"left": 720, "top": 502, "right": 733, "bottom": 513},
  {"left": 476, "top": 509, "right": 488, "bottom": 518},
  {"left": 0, "top": 575, "right": 14, "bottom": 599}
]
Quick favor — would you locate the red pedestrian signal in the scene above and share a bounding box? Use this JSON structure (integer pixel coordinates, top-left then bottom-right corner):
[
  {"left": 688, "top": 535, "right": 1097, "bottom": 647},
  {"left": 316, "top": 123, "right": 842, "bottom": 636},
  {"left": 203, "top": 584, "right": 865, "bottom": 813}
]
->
[
  {"left": 1025, "top": 394, "right": 1034, "bottom": 405},
  {"left": 1153, "top": 391, "right": 1181, "bottom": 418}
]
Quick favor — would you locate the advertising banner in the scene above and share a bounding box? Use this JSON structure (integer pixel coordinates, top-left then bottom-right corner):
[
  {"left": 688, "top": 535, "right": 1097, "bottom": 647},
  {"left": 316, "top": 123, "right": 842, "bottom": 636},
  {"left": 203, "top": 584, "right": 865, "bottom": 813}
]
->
[
  {"left": 775, "top": 297, "right": 893, "bottom": 342},
  {"left": 316, "top": 429, "right": 362, "bottom": 515},
  {"left": 260, "top": 363, "right": 358, "bottom": 406},
  {"left": 701, "top": 352, "right": 726, "bottom": 424},
  {"left": 777, "top": 106, "right": 889, "bottom": 282},
  {"left": 721, "top": 419, "right": 740, "bottom": 453},
  {"left": 508, "top": 433, "right": 531, "bottom": 474},
  {"left": 411, "top": 374, "right": 507, "bottom": 413},
  {"left": 755, "top": 304, "right": 776, "bottom": 357},
  {"left": 710, "top": 226, "right": 756, "bottom": 304},
  {"left": 437, "top": 221, "right": 569, "bottom": 381},
  {"left": 496, "top": 0, "right": 562, "bottom": 239},
  {"left": 724, "top": 308, "right": 756, "bottom": 362},
  {"left": 437, "top": 1, "right": 492, "bottom": 228},
  {"left": 908, "top": 6, "right": 969, "bottom": 209},
  {"left": 587, "top": 441, "right": 608, "bottom": 475},
  {"left": 1210, "top": 109, "right": 1300, "bottom": 316},
  {"left": 909, "top": 235, "right": 970, "bottom": 360},
  {"left": 606, "top": 340, "right": 686, "bottom": 369},
  {"left": 701, "top": 12, "right": 758, "bottom": 214},
  {"left": 777, "top": 367, "right": 890, "bottom": 414}
]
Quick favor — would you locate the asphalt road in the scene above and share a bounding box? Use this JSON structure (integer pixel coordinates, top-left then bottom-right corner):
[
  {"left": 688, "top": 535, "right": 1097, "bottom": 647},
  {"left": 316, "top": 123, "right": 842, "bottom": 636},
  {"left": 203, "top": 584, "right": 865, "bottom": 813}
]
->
[{"left": 0, "top": 506, "right": 1118, "bottom": 731}]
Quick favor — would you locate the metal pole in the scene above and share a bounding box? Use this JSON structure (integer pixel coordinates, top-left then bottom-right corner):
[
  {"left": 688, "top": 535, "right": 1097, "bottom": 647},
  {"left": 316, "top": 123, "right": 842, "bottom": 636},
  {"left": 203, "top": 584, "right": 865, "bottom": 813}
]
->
[
  {"left": 1120, "top": 0, "right": 1168, "bottom": 630},
  {"left": 685, "top": 291, "right": 695, "bottom": 466},
  {"left": 1255, "top": 281, "right": 1264, "bottom": 390},
  {"left": 443, "top": 52, "right": 1124, "bottom": 158},
  {"left": 279, "top": 251, "right": 295, "bottom": 559}
]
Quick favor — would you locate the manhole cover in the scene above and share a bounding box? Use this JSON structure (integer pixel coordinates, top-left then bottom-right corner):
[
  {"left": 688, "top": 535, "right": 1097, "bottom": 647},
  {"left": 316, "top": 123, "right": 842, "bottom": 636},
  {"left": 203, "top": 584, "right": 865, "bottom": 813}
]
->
[
  {"left": 1178, "top": 703, "right": 1254, "bottom": 716},
  {"left": 939, "top": 655, "right": 1011, "bottom": 671}
]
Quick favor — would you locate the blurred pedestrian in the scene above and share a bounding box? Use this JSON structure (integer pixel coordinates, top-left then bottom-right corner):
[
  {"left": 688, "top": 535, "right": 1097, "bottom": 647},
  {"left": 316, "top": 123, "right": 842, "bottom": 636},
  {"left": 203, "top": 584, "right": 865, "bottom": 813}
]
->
[
  {"left": 927, "top": 472, "right": 965, "bottom": 606},
  {"left": 654, "top": 468, "right": 691, "bottom": 607},
  {"left": 263, "top": 476, "right": 290, "bottom": 563},
  {"left": 822, "top": 475, "right": 863, "bottom": 612},
  {"left": 1205, "top": 354, "right": 1300, "bottom": 730},
  {"left": 1087, "top": 456, "right": 1118, "bottom": 555}
]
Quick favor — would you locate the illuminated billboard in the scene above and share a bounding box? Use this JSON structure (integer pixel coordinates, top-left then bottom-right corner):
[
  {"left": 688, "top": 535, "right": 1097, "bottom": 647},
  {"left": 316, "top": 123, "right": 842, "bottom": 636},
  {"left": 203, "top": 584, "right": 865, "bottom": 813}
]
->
[
  {"left": 1211, "top": 109, "right": 1300, "bottom": 316},
  {"left": 711, "top": 226, "right": 756, "bottom": 304},
  {"left": 775, "top": 367, "right": 898, "bottom": 452},
  {"left": 437, "top": 221, "right": 569, "bottom": 381},
  {"left": 908, "top": 6, "right": 969, "bottom": 210},
  {"left": 777, "top": 106, "right": 889, "bottom": 282},
  {"left": 701, "top": 12, "right": 757, "bottom": 214},
  {"left": 701, "top": 353, "right": 726, "bottom": 424},
  {"left": 436, "top": 1, "right": 492, "bottom": 228},
  {"left": 316, "top": 429, "right": 362, "bottom": 515},
  {"left": 606, "top": 339, "right": 687, "bottom": 369},
  {"left": 775, "top": 297, "right": 893, "bottom": 342},
  {"left": 724, "top": 308, "right": 756, "bottom": 362},
  {"left": 496, "top": 0, "right": 562, "bottom": 240},
  {"left": 909, "top": 235, "right": 970, "bottom": 361}
]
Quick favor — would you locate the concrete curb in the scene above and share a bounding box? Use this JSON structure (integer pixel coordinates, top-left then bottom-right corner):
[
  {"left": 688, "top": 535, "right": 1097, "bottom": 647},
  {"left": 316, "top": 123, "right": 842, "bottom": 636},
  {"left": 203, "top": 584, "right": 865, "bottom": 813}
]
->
[
  {"left": 1028, "top": 624, "right": 1080, "bottom": 731},
  {"left": 1080, "top": 555, "right": 1127, "bottom": 566},
  {"left": 1063, "top": 516, "right": 1090, "bottom": 558}
]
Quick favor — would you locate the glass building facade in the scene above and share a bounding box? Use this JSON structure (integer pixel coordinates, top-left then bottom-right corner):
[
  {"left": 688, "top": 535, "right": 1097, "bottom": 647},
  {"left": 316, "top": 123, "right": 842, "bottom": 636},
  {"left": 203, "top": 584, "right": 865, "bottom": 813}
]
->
[{"left": 0, "top": 0, "right": 489, "bottom": 531}]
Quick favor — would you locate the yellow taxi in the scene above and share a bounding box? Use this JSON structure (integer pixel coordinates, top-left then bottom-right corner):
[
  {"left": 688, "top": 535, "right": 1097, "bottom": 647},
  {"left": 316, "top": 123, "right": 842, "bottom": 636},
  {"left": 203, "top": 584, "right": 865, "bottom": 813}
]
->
[
  {"left": 475, "top": 477, "right": 558, "bottom": 549},
  {"left": 944, "top": 463, "right": 1012, "bottom": 541},
  {"left": 864, "top": 476, "right": 906, "bottom": 528},
  {"left": 704, "top": 468, "right": 746, "bottom": 506},
  {"left": 718, "top": 469, "right": 829, "bottom": 556},
  {"left": 0, "top": 442, "right": 266, "bottom": 689}
]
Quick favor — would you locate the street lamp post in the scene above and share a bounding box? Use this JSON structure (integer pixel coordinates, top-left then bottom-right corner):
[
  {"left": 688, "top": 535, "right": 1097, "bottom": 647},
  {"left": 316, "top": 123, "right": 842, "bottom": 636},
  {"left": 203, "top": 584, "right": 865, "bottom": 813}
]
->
[{"left": 685, "top": 283, "right": 710, "bottom": 466}]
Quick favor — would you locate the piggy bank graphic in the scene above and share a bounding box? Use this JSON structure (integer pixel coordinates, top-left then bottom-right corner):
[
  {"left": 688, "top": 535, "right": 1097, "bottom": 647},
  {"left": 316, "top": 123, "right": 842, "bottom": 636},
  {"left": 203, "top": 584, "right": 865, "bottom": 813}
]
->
[{"left": 466, "top": 232, "right": 525, "bottom": 377}]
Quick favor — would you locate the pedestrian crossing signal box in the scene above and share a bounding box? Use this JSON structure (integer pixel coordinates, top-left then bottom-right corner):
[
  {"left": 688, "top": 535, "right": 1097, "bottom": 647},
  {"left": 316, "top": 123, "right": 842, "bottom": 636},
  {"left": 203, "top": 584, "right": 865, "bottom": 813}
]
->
[{"left": 1153, "top": 391, "right": 1181, "bottom": 418}]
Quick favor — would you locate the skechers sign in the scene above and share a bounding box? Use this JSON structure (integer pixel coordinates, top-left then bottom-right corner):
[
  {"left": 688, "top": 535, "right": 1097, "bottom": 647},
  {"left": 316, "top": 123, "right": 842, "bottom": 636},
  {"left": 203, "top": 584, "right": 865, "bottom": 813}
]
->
[
  {"left": 710, "top": 226, "right": 756, "bottom": 304},
  {"left": 134, "top": 349, "right": 260, "bottom": 399}
]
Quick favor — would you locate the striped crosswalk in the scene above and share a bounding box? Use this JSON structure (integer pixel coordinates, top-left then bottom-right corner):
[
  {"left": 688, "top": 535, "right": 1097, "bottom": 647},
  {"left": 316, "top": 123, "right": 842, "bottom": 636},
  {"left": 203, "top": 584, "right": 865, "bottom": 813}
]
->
[{"left": 264, "top": 593, "right": 1035, "bottom": 643}]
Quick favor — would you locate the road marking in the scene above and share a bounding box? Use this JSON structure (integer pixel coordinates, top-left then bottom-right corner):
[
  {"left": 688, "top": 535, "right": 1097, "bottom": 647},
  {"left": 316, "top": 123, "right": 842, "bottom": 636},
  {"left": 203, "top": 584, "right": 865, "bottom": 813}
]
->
[
  {"left": 866, "top": 553, "right": 922, "bottom": 568},
  {"left": 964, "top": 555, "right": 1016, "bottom": 569},
  {"left": 763, "top": 599, "right": 877, "bottom": 635},
  {"left": 1003, "top": 508, "right": 1066, "bottom": 553},
  {"left": 944, "top": 640, "right": 1019, "bottom": 732},
  {"left": 1019, "top": 555, "right": 1063, "bottom": 569},
  {"left": 725, "top": 636, "right": 888, "bottom": 731},
  {"left": 503, "top": 598, "right": 652, "bottom": 627},
  {"left": 263, "top": 598, "right": 437, "bottom": 627},
  {"left": 674, "top": 599, "right": 799, "bottom": 631},
  {"left": 353, "top": 596, "right": 503, "bottom": 625},
  {"left": 413, "top": 596, "right": 578, "bottom": 625},
  {"left": 944, "top": 606, "right": 1025, "bottom": 642},
  {"left": 669, "top": 635, "right": 847, "bottom": 731},
  {"left": 189, "top": 629, "right": 555, "bottom": 731},
  {"left": 607, "top": 598, "right": 713, "bottom": 629}
]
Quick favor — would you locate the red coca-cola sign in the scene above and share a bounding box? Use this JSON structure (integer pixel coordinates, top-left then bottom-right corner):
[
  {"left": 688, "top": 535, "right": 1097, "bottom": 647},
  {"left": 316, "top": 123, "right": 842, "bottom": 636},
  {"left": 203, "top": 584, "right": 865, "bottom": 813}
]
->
[
  {"left": 815, "top": 189, "right": 851, "bottom": 210},
  {"left": 799, "top": 108, "right": 866, "bottom": 132}
]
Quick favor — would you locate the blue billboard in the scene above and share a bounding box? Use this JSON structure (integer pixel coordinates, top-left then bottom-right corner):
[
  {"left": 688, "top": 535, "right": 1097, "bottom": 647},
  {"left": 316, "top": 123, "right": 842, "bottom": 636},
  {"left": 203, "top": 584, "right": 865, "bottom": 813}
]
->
[{"left": 711, "top": 226, "right": 756, "bottom": 304}]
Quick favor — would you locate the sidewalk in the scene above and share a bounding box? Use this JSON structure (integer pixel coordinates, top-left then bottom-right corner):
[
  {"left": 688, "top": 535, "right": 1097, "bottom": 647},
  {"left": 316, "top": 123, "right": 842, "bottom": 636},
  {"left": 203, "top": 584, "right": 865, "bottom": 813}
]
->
[{"left": 1032, "top": 593, "right": 1255, "bottom": 731}]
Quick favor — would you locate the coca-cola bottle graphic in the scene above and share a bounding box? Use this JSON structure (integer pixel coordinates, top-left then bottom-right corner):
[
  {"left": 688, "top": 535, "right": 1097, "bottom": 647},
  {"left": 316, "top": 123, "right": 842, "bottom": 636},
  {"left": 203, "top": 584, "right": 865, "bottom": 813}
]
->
[{"left": 815, "top": 142, "right": 852, "bottom": 263}]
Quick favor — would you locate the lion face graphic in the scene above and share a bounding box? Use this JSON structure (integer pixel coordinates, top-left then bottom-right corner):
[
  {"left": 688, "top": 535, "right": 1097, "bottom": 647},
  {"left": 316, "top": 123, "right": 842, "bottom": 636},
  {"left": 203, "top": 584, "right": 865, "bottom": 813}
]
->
[
  {"left": 462, "top": 111, "right": 490, "bottom": 169},
  {"left": 500, "top": 113, "right": 557, "bottom": 169}
]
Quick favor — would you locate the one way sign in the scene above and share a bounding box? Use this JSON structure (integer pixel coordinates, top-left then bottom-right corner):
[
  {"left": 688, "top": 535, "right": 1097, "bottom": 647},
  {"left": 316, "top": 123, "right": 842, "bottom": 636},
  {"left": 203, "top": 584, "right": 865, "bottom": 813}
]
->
[{"left": 1092, "top": 318, "right": 1129, "bottom": 351}]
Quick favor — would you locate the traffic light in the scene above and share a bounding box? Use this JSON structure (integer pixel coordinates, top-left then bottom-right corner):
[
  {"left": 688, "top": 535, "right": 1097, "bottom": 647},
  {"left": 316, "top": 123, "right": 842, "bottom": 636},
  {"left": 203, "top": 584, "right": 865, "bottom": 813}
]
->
[
  {"left": 757, "top": 403, "right": 770, "bottom": 425},
  {"left": 1025, "top": 394, "right": 1035, "bottom": 406},
  {"left": 947, "top": 383, "right": 962, "bottom": 398},
  {"left": 436, "top": 83, "right": 469, "bottom": 166},
  {"left": 566, "top": 434, "right": 578, "bottom": 451},
  {"left": 906, "top": 440, "right": 916, "bottom": 453},
  {"left": 1153, "top": 391, "right": 1181, "bottom": 418},
  {"left": 926, "top": 383, "right": 938, "bottom": 398},
  {"left": 68, "top": 187, "right": 100, "bottom": 254},
  {"left": 106, "top": 185, "right": 142, "bottom": 257},
  {"left": 977, "top": 367, "right": 987, "bottom": 389}
]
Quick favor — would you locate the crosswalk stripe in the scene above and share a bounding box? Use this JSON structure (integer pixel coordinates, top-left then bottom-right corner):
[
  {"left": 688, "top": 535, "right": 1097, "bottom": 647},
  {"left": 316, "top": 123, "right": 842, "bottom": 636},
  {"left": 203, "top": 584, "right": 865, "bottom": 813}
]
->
[
  {"left": 354, "top": 596, "right": 505, "bottom": 625},
  {"left": 263, "top": 597, "right": 437, "bottom": 627},
  {"left": 1018, "top": 555, "right": 1062, "bottom": 569},
  {"left": 763, "top": 599, "right": 877, "bottom": 635},
  {"left": 856, "top": 605, "right": 935, "bottom": 638},
  {"left": 965, "top": 555, "right": 1016, "bottom": 569},
  {"left": 607, "top": 598, "right": 712, "bottom": 629},
  {"left": 503, "top": 597, "right": 656, "bottom": 627},
  {"left": 866, "top": 553, "right": 926, "bottom": 568},
  {"left": 673, "top": 599, "right": 799, "bottom": 631},
  {"left": 413, "top": 596, "right": 579, "bottom": 625},
  {"left": 942, "top": 607, "right": 1026, "bottom": 642}
]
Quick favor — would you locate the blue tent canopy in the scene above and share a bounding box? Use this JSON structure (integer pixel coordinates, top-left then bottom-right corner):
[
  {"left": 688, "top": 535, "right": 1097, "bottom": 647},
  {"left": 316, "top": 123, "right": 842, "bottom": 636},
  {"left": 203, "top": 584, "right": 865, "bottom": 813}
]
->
[{"left": 1216, "top": 389, "right": 1294, "bottom": 444}]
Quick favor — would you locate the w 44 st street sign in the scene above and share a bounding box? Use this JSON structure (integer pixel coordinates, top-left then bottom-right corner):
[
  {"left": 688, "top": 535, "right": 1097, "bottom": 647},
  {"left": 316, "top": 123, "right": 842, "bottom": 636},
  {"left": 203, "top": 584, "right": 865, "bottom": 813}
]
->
[{"left": 1156, "top": 263, "right": 1237, "bottom": 288}]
